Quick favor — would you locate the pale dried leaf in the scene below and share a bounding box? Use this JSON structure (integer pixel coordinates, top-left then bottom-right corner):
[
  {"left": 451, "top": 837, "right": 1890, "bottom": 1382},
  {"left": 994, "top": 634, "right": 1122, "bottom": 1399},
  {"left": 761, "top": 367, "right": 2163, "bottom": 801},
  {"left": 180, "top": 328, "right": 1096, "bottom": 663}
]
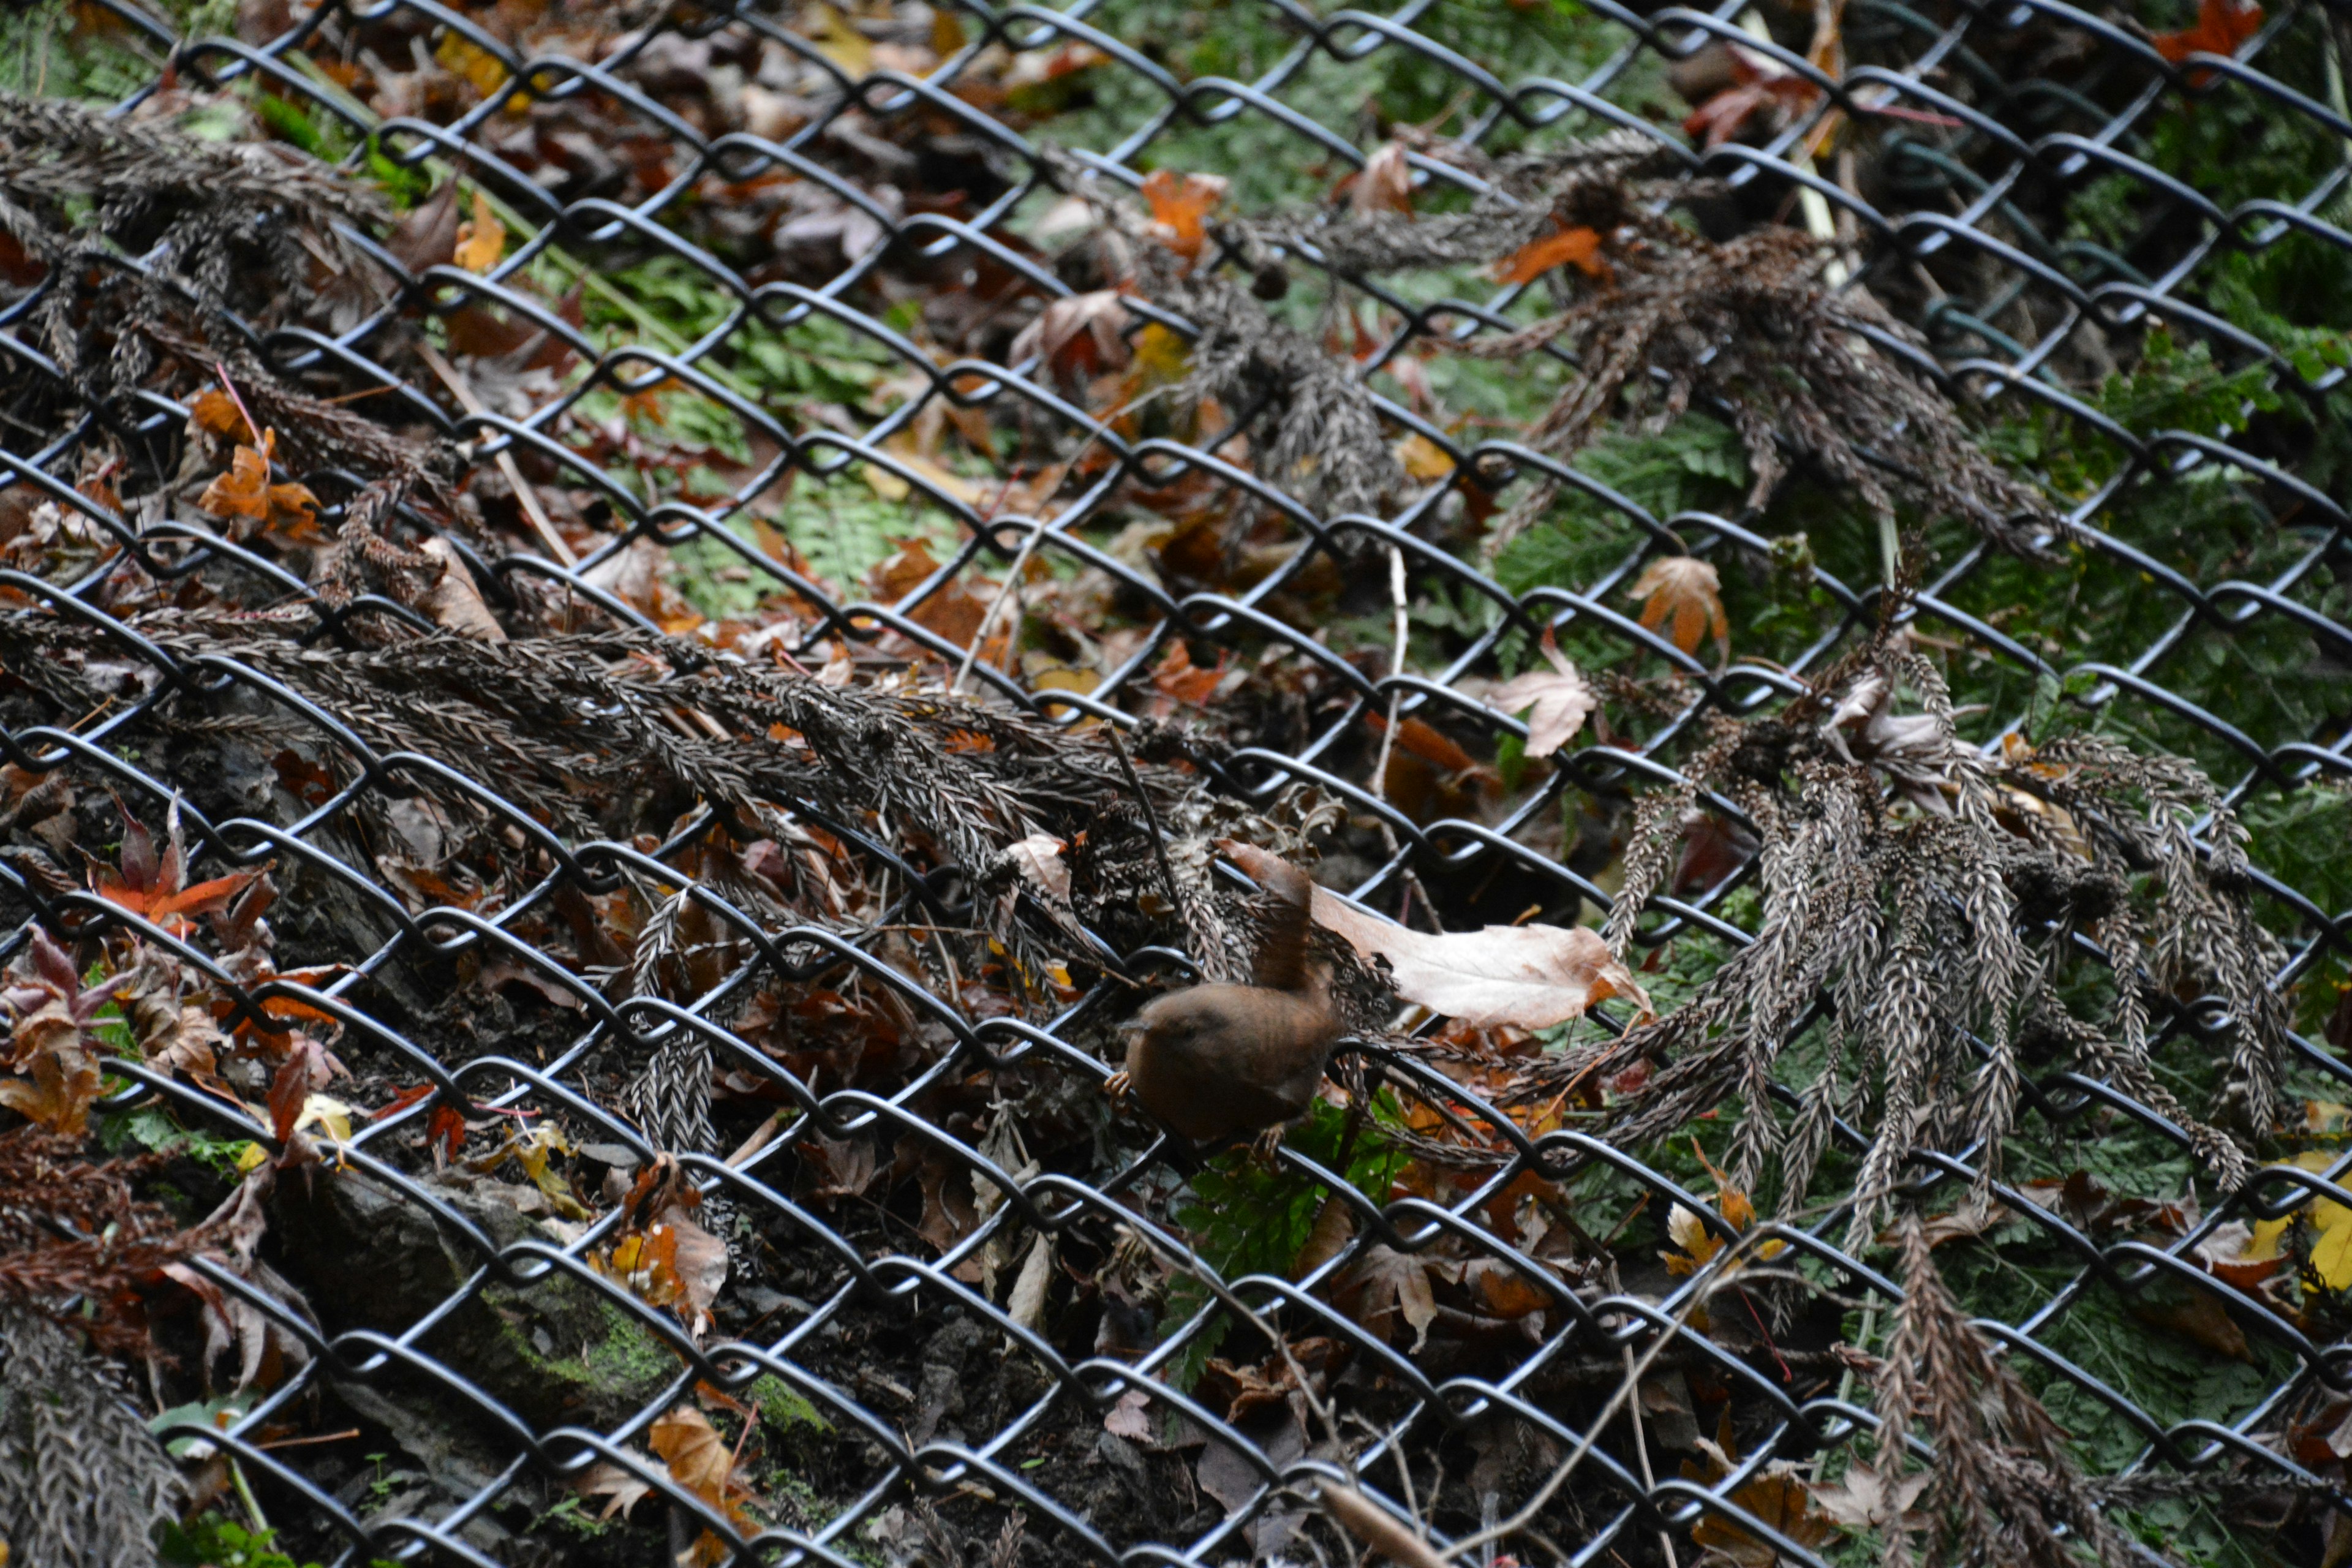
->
[
  {"left": 576, "top": 1460, "right": 655, "bottom": 1522},
  {"left": 1807, "top": 1464, "right": 1928, "bottom": 1530},
  {"left": 417, "top": 538, "right": 507, "bottom": 642},
  {"left": 1309, "top": 888, "right": 1652, "bottom": 1028},
  {"left": 1006, "top": 1232, "right": 1054, "bottom": 1332},
  {"left": 1487, "top": 663, "right": 1595, "bottom": 758},
  {"left": 1003, "top": 834, "right": 1071, "bottom": 902}
]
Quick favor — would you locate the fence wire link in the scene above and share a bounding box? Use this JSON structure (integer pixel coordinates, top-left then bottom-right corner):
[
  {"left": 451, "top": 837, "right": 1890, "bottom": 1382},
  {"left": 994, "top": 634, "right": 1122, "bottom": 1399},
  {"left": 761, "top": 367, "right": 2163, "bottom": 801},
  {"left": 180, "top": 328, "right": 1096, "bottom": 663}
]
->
[{"left": 5, "top": 0, "right": 2352, "bottom": 1562}]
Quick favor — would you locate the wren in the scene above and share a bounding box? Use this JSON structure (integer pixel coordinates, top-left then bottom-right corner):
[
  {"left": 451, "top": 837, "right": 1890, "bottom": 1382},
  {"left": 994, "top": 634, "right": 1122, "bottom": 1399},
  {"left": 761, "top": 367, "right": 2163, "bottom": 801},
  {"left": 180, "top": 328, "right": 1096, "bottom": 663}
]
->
[{"left": 1108, "top": 849, "right": 1338, "bottom": 1144}]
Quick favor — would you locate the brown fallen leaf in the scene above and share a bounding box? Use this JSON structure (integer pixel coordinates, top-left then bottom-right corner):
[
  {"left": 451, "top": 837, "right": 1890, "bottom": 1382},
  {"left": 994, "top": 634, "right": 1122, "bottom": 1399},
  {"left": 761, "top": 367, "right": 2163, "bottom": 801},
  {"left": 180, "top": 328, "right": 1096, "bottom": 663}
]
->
[
  {"left": 415, "top": 537, "right": 507, "bottom": 641},
  {"left": 1486, "top": 628, "right": 1595, "bottom": 758},
  {"left": 1684, "top": 1414, "right": 1837, "bottom": 1564},
  {"left": 1342, "top": 141, "right": 1414, "bottom": 217},
  {"left": 1303, "top": 885, "right": 1651, "bottom": 1030},
  {"left": 650, "top": 1404, "right": 752, "bottom": 1566},
  {"left": 198, "top": 429, "right": 324, "bottom": 545},
  {"left": 1331, "top": 1243, "right": 1436, "bottom": 1349},
  {"left": 1010, "top": 289, "right": 1132, "bottom": 382},
  {"left": 1630, "top": 555, "right": 1729, "bottom": 660}
]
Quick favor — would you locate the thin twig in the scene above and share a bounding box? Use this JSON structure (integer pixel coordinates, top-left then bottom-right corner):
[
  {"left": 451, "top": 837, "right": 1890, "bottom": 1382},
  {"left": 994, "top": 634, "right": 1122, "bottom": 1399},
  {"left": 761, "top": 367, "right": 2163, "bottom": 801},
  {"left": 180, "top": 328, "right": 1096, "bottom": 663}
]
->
[
  {"left": 1104, "top": 722, "right": 1185, "bottom": 921},
  {"left": 412, "top": 339, "right": 576, "bottom": 566}
]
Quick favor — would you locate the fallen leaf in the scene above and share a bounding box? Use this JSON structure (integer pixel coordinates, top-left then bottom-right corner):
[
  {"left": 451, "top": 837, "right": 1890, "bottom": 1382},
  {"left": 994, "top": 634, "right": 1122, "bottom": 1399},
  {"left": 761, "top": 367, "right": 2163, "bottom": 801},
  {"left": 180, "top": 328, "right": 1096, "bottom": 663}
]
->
[
  {"left": 1493, "top": 221, "right": 1607, "bottom": 286},
  {"left": 1682, "top": 47, "right": 1821, "bottom": 148},
  {"left": 2131, "top": 1288, "right": 2253, "bottom": 1362},
  {"left": 187, "top": 389, "right": 252, "bottom": 443},
  {"left": 1684, "top": 1414, "right": 1835, "bottom": 1564},
  {"left": 650, "top": 1404, "right": 750, "bottom": 1564},
  {"left": 1150, "top": 639, "right": 1226, "bottom": 706},
  {"left": 415, "top": 537, "right": 507, "bottom": 641},
  {"left": 1104, "top": 1387, "right": 1153, "bottom": 1441},
  {"left": 575, "top": 1460, "right": 654, "bottom": 1522},
  {"left": 1002, "top": 834, "right": 1071, "bottom": 902},
  {"left": 1343, "top": 141, "right": 1414, "bottom": 217},
  {"left": 1010, "top": 290, "right": 1131, "bottom": 382},
  {"left": 1141, "top": 168, "right": 1228, "bottom": 265},
  {"left": 1487, "top": 630, "right": 1595, "bottom": 758},
  {"left": 1395, "top": 432, "right": 1453, "bottom": 481},
  {"left": 1006, "top": 1232, "right": 1054, "bottom": 1331},
  {"left": 1275, "top": 859, "right": 1651, "bottom": 1028},
  {"left": 1807, "top": 1464, "right": 1928, "bottom": 1531},
  {"left": 453, "top": 189, "right": 505, "bottom": 274},
  {"left": 1333, "top": 1244, "right": 1436, "bottom": 1349},
  {"left": 803, "top": 2, "right": 875, "bottom": 74},
  {"left": 2152, "top": 0, "right": 2261, "bottom": 83},
  {"left": 1630, "top": 556, "right": 1728, "bottom": 659},
  {"left": 198, "top": 430, "right": 324, "bottom": 545},
  {"left": 1293, "top": 1195, "right": 1356, "bottom": 1280}
]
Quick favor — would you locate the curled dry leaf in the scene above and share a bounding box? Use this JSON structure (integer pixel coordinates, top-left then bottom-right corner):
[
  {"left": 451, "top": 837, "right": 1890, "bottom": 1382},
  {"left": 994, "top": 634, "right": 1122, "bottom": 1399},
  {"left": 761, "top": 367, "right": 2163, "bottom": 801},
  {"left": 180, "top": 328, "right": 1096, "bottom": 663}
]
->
[
  {"left": 453, "top": 189, "right": 506, "bottom": 274},
  {"left": 1307, "top": 885, "right": 1651, "bottom": 1030},
  {"left": 416, "top": 537, "right": 507, "bottom": 641},
  {"left": 575, "top": 1460, "right": 654, "bottom": 1522},
  {"left": 1493, "top": 220, "right": 1608, "bottom": 285},
  {"left": 1343, "top": 141, "right": 1414, "bottom": 217},
  {"left": 1006, "top": 1232, "right": 1054, "bottom": 1331},
  {"left": 1002, "top": 834, "right": 1070, "bottom": 902},
  {"left": 1010, "top": 289, "right": 1131, "bottom": 381},
  {"left": 1630, "top": 554, "right": 1728, "bottom": 659},
  {"left": 1487, "top": 629, "right": 1595, "bottom": 759}
]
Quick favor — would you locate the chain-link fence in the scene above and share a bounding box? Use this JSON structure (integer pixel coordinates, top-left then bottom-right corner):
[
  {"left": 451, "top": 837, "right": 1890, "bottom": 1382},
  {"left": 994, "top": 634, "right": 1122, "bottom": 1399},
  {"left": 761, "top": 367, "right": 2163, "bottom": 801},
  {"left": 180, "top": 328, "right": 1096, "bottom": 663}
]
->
[{"left": 4, "top": 0, "right": 2351, "bottom": 1562}]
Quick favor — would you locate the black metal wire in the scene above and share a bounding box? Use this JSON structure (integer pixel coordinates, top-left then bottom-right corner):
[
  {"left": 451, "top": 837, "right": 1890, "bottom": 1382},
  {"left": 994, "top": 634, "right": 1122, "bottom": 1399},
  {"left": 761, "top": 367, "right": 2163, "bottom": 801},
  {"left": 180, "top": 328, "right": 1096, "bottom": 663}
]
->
[{"left": 6, "top": 0, "right": 2352, "bottom": 1562}]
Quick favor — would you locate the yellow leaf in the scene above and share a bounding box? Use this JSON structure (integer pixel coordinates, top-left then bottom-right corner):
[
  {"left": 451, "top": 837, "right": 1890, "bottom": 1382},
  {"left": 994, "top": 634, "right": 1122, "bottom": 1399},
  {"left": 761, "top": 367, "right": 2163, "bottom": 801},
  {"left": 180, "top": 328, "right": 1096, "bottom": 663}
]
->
[
  {"left": 235, "top": 1140, "right": 270, "bottom": 1173},
  {"left": 861, "top": 462, "right": 910, "bottom": 502},
  {"left": 294, "top": 1093, "right": 353, "bottom": 1144},
  {"left": 434, "top": 30, "right": 514, "bottom": 105},
  {"left": 2314, "top": 1213, "right": 2352, "bottom": 1292},
  {"left": 805, "top": 3, "right": 873, "bottom": 74},
  {"left": 1395, "top": 432, "right": 1454, "bottom": 482},
  {"left": 454, "top": 190, "right": 505, "bottom": 274}
]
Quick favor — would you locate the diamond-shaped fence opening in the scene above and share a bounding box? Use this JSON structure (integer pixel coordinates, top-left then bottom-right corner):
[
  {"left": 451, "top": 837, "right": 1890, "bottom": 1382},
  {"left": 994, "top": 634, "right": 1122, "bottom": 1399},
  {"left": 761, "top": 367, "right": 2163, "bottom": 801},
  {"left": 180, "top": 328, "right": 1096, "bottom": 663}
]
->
[{"left": 1, "top": 0, "right": 2350, "bottom": 1564}]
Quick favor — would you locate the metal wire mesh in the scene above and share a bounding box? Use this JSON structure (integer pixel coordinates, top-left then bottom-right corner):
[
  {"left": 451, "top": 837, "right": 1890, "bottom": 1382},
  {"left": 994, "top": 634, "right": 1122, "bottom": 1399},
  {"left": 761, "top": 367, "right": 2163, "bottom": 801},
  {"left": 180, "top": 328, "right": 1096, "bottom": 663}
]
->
[{"left": 4, "top": 0, "right": 2351, "bottom": 1562}]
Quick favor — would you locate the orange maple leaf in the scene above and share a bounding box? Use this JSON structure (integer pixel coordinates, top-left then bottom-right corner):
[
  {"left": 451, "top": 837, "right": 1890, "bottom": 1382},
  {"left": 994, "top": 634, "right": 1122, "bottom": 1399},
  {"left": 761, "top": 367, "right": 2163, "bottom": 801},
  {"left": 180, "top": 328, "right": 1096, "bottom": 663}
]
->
[
  {"left": 1141, "top": 168, "right": 1229, "bottom": 265},
  {"left": 198, "top": 429, "right": 325, "bottom": 544},
  {"left": 1492, "top": 221, "right": 1608, "bottom": 286},
  {"left": 2152, "top": 0, "right": 2261, "bottom": 85}
]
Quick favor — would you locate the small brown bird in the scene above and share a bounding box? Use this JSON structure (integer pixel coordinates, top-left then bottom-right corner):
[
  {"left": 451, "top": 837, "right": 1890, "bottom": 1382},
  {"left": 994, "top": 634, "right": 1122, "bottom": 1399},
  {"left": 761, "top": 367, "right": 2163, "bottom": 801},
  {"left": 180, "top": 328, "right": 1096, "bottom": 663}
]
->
[{"left": 1107, "top": 849, "right": 1338, "bottom": 1145}]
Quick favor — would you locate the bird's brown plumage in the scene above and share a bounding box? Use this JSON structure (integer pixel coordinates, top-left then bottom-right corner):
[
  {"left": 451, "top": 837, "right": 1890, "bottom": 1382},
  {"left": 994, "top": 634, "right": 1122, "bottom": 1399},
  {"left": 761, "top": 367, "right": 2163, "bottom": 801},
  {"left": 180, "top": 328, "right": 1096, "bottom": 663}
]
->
[{"left": 1118, "top": 850, "right": 1338, "bottom": 1142}]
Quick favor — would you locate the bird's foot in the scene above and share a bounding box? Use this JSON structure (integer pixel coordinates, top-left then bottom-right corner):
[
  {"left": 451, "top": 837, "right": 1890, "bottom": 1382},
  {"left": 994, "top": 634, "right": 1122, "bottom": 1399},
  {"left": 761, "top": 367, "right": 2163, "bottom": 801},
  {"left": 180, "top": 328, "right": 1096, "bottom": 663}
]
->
[
  {"left": 1103, "top": 1069, "right": 1132, "bottom": 1109},
  {"left": 1248, "top": 1124, "right": 1288, "bottom": 1168}
]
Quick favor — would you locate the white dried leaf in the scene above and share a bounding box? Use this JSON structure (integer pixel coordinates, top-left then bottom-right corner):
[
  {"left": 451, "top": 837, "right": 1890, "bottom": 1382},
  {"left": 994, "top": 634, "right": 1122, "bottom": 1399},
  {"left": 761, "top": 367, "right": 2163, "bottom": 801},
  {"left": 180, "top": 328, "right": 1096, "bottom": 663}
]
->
[{"left": 1308, "top": 887, "right": 1652, "bottom": 1028}]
